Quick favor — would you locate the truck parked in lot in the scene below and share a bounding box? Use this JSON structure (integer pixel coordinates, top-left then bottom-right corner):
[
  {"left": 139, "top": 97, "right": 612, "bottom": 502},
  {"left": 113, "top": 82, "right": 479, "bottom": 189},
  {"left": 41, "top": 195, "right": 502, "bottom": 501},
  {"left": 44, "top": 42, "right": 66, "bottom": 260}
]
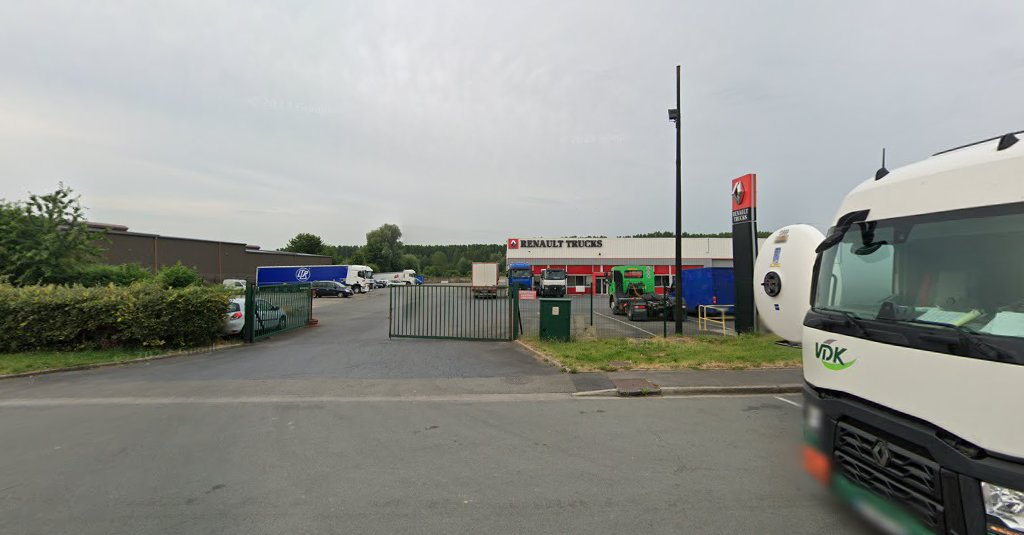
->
[
  {"left": 471, "top": 262, "right": 499, "bottom": 298},
  {"left": 608, "top": 265, "right": 655, "bottom": 315},
  {"left": 375, "top": 269, "right": 420, "bottom": 286},
  {"left": 756, "top": 131, "right": 1024, "bottom": 535},
  {"left": 256, "top": 264, "right": 375, "bottom": 293},
  {"left": 538, "top": 268, "right": 567, "bottom": 297},
  {"left": 507, "top": 262, "right": 533, "bottom": 290}
]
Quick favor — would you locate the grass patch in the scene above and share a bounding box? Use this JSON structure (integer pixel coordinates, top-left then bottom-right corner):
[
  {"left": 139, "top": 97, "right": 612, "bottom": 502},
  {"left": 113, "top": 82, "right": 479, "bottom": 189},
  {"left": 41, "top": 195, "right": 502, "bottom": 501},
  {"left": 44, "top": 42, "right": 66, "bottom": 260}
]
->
[
  {"left": 0, "top": 346, "right": 214, "bottom": 375},
  {"left": 522, "top": 334, "right": 800, "bottom": 371}
]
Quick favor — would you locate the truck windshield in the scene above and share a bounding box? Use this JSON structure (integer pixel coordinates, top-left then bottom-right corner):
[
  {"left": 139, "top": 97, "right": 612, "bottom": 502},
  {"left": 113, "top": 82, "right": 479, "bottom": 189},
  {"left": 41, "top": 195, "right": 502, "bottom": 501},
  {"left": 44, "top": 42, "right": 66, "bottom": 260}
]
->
[
  {"left": 544, "top": 270, "right": 566, "bottom": 280},
  {"left": 508, "top": 268, "right": 531, "bottom": 278},
  {"left": 813, "top": 203, "right": 1024, "bottom": 359}
]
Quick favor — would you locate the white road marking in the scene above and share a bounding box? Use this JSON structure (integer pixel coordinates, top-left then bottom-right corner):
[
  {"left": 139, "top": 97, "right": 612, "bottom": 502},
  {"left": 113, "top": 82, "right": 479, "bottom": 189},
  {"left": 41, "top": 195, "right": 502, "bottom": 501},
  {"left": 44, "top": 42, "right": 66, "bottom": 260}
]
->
[
  {"left": 593, "top": 311, "right": 660, "bottom": 337},
  {"left": 774, "top": 396, "right": 801, "bottom": 408}
]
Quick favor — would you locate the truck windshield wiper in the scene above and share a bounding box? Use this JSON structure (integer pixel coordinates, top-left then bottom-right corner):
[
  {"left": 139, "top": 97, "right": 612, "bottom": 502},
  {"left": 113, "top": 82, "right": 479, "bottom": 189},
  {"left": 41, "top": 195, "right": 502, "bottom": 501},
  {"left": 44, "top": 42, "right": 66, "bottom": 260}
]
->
[
  {"left": 906, "top": 319, "right": 1016, "bottom": 363},
  {"left": 816, "top": 307, "right": 871, "bottom": 339}
]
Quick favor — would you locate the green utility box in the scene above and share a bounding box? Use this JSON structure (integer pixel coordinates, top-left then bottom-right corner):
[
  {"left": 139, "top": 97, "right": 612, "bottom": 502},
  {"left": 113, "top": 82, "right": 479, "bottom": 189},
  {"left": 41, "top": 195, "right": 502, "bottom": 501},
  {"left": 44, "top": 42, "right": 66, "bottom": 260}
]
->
[{"left": 539, "top": 298, "right": 572, "bottom": 341}]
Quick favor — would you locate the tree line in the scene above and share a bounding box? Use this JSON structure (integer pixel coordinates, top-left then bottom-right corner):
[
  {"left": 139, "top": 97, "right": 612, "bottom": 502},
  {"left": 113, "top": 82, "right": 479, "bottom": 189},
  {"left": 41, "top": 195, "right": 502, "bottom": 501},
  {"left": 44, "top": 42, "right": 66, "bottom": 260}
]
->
[{"left": 279, "top": 225, "right": 504, "bottom": 278}]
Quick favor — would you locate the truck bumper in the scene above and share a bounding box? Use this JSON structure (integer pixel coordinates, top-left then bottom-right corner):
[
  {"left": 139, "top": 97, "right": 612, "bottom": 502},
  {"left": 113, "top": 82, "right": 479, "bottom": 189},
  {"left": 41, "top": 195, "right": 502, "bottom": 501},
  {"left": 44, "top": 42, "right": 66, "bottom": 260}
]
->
[{"left": 802, "top": 383, "right": 1024, "bottom": 535}]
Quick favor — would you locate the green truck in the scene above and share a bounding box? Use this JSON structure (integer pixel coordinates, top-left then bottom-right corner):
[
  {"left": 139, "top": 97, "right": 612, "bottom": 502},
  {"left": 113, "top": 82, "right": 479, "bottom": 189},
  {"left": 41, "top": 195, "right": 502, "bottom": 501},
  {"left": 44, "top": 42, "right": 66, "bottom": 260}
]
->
[{"left": 608, "top": 265, "right": 685, "bottom": 321}]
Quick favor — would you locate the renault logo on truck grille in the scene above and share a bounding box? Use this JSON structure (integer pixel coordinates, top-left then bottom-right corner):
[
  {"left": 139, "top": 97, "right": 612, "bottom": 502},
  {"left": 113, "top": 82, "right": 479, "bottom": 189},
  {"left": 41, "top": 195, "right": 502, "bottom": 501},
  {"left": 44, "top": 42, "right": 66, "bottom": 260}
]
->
[{"left": 871, "top": 440, "right": 891, "bottom": 467}]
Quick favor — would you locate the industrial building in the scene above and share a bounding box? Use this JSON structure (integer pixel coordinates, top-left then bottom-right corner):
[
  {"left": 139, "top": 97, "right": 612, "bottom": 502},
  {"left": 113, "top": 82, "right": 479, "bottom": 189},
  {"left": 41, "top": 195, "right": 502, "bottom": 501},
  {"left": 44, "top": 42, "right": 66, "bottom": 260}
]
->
[
  {"left": 505, "top": 237, "right": 757, "bottom": 295},
  {"left": 87, "top": 222, "right": 331, "bottom": 282}
]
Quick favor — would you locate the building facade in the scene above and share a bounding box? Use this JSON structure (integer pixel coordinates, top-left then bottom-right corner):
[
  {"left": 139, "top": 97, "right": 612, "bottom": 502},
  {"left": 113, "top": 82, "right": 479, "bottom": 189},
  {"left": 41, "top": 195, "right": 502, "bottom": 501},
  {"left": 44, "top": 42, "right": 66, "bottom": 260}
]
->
[
  {"left": 88, "top": 223, "right": 332, "bottom": 282},
  {"left": 506, "top": 237, "right": 755, "bottom": 295}
]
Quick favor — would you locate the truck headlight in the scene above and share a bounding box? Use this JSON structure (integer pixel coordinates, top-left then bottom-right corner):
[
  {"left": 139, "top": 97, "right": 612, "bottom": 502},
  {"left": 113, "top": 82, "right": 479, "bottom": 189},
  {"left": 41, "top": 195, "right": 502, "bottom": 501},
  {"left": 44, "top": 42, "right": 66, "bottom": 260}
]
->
[{"left": 983, "top": 482, "right": 1024, "bottom": 531}]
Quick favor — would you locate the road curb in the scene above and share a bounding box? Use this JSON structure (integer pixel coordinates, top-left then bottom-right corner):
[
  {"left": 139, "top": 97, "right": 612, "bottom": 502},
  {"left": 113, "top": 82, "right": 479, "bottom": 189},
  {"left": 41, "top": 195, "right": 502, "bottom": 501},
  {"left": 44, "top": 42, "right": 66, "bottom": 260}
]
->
[
  {"left": 514, "top": 340, "right": 569, "bottom": 371},
  {"left": 0, "top": 343, "right": 246, "bottom": 380},
  {"left": 573, "top": 384, "right": 802, "bottom": 398}
]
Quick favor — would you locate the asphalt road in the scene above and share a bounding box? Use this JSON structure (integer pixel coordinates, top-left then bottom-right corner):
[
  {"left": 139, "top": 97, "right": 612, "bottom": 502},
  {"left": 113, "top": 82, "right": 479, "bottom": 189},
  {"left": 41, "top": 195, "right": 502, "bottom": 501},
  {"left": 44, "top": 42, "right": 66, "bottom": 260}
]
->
[
  {"left": 0, "top": 291, "right": 872, "bottom": 534},
  {"left": 0, "top": 394, "right": 871, "bottom": 535}
]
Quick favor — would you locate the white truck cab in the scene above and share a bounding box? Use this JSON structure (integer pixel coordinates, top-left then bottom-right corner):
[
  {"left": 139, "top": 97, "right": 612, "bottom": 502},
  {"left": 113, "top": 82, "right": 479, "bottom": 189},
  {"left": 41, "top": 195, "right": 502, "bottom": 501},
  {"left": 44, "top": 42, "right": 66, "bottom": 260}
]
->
[
  {"left": 539, "top": 268, "right": 567, "bottom": 297},
  {"left": 768, "top": 132, "right": 1024, "bottom": 535}
]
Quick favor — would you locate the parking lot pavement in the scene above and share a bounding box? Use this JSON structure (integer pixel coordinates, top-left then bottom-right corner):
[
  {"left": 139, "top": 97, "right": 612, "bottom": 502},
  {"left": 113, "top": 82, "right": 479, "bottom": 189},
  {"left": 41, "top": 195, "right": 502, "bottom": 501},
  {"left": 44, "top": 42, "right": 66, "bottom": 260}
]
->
[
  {"left": 0, "top": 292, "right": 563, "bottom": 397},
  {"left": 0, "top": 393, "right": 872, "bottom": 535},
  {"left": 517, "top": 294, "right": 715, "bottom": 338}
]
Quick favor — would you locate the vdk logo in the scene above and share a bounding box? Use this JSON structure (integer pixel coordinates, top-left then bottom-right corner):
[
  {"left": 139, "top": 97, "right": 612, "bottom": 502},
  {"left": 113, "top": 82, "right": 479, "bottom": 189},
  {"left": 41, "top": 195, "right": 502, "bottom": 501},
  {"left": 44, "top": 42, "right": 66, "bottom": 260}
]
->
[
  {"left": 295, "top": 267, "right": 311, "bottom": 282},
  {"left": 814, "top": 339, "right": 856, "bottom": 371}
]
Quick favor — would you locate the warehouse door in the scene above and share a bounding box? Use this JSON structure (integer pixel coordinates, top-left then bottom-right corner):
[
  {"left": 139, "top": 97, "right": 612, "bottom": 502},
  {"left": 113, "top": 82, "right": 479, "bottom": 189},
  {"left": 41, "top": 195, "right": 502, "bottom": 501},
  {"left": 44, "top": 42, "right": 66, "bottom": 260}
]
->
[{"left": 388, "top": 285, "right": 520, "bottom": 341}]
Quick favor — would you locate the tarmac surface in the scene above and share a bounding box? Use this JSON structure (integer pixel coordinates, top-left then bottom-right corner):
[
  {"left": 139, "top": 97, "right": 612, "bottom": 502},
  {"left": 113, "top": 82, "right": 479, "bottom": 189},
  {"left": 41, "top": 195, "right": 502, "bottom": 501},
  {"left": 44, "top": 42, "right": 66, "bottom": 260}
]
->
[{"left": 0, "top": 291, "right": 873, "bottom": 535}]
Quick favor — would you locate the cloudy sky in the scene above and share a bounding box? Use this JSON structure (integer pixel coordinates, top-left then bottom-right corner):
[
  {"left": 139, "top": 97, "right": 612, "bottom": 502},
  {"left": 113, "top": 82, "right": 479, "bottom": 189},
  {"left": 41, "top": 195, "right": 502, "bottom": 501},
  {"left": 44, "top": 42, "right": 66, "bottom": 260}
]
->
[{"left": 1, "top": 1, "right": 1022, "bottom": 248}]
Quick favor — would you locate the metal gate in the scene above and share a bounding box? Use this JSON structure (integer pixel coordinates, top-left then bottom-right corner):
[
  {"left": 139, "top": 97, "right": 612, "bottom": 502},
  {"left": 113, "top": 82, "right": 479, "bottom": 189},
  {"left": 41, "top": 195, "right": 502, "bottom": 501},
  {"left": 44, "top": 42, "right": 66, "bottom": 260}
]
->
[
  {"left": 244, "top": 282, "right": 313, "bottom": 341},
  {"left": 389, "top": 285, "right": 520, "bottom": 341}
]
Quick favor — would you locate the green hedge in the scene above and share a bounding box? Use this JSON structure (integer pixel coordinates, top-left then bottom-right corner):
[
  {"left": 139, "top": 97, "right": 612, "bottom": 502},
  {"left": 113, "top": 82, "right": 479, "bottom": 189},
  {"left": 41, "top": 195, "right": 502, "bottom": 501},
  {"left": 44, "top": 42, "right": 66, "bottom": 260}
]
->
[{"left": 0, "top": 283, "right": 230, "bottom": 352}]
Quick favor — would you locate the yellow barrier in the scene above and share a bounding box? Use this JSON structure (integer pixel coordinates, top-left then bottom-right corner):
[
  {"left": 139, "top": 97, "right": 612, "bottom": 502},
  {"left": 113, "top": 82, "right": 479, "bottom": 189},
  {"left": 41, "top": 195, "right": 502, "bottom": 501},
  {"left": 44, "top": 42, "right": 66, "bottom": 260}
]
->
[{"left": 698, "top": 304, "right": 733, "bottom": 335}]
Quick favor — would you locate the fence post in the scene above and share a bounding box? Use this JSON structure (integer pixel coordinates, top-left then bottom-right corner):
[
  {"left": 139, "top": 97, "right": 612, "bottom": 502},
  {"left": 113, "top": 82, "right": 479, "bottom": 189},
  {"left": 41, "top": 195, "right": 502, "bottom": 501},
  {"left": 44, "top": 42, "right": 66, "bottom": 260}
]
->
[
  {"left": 590, "top": 281, "right": 594, "bottom": 326},
  {"left": 243, "top": 280, "right": 255, "bottom": 343}
]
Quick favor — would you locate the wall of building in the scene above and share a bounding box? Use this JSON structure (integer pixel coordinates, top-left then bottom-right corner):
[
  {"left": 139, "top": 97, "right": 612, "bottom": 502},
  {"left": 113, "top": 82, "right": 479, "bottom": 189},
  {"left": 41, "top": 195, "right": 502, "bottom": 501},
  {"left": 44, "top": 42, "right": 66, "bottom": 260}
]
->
[{"left": 96, "top": 230, "right": 331, "bottom": 282}]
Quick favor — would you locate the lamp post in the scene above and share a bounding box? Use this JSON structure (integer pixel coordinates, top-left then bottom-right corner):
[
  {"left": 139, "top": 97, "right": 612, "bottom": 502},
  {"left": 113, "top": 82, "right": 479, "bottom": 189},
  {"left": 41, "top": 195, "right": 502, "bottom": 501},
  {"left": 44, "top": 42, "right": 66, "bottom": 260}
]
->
[{"left": 667, "top": 65, "right": 683, "bottom": 335}]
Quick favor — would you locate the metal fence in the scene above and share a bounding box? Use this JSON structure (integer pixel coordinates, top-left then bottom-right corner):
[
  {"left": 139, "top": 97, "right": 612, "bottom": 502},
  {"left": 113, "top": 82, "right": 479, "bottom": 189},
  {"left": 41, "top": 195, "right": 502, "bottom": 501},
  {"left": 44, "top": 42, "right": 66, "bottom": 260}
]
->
[
  {"left": 516, "top": 284, "right": 735, "bottom": 339},
  {"left": 389, "top": 284, "right": 518, "bottom": 341},
  {"left": 244, "top": 283, "right": 313, "bottom": 341}
]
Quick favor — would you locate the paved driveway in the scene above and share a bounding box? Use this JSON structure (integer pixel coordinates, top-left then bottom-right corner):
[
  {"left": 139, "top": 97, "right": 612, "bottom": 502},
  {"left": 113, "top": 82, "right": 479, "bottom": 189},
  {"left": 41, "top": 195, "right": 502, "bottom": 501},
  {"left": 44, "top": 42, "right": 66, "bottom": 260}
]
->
[{"left": 0, "top": 292, "right": 562, "bottom": 397}]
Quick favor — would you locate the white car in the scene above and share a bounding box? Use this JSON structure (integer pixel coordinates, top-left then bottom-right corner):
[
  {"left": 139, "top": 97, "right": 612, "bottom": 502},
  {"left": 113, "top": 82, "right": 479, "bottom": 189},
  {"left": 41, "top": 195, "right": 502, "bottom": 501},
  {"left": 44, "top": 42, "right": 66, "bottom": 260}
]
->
[
  {"left": 224, "top": 298, "right": 245, "bottom": 335},
  {"left": 223, "top": 297, "right": 288, "bottom": 335}
]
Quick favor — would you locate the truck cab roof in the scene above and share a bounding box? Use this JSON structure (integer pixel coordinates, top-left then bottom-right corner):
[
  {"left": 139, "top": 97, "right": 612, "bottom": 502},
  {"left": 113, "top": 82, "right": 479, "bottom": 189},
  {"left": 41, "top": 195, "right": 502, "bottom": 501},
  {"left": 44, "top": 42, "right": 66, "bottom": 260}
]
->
[{"left": 833, "top": 132, "right": 1024, "bottom": 225}]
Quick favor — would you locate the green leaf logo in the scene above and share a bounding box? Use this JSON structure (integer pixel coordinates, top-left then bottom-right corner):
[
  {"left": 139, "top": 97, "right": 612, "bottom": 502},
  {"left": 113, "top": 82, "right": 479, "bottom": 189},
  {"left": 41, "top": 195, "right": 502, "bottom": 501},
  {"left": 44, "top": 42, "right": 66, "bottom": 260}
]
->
[{"left": 815, "top": 339, "right": 856, "bottom": 371}]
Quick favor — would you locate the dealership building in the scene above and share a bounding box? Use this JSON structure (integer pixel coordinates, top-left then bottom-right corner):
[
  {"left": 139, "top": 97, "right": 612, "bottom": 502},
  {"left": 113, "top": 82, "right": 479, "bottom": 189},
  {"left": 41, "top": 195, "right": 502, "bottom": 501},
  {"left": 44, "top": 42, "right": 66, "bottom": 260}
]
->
[{"left": 505, "top": 237, "right": 756, "bottom": 295}]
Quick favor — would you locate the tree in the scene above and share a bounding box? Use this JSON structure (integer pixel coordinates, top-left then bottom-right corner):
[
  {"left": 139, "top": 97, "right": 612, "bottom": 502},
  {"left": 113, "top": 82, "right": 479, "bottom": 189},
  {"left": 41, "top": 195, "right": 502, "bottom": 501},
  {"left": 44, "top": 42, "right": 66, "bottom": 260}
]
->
[
  {"left": 0, "top": 184, "right": 103, "bottom": 285},
  {"left": 454, "top": 257, "right": 471, "bottom": 276},
  {"left": 430, "top": 251, "right": 448, "bottom": 272},
  {"left": 400, "top": 254, "right": 420, "bottom": 271},
  {"left": 281, "top": 233, "right": 327, "bottom": 255},
  {"left": 363, "top": 223, "right": 403, "bottom": 272}
]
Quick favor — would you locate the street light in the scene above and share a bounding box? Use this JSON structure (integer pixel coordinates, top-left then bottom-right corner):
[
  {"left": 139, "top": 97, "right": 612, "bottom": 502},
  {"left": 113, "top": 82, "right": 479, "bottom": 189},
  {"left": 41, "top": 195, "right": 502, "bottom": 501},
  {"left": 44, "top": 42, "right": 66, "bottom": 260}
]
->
[{"left": 668, "top": 65, "right": 683, "bottom": 335}]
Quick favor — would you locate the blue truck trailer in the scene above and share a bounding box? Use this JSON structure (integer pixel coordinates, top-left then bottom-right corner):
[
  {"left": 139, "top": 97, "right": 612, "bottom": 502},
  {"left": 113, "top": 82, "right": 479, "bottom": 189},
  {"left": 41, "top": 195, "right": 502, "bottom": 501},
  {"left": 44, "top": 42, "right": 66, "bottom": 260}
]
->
[
  {"left": 256, "top": 265, "right": 348, "bottom": 286},
  {"left": 507, "top": 262, "right": 533, "bottom": 290},
  {"left": 679, "top": 267, "right": 735, "bottom": 313}
]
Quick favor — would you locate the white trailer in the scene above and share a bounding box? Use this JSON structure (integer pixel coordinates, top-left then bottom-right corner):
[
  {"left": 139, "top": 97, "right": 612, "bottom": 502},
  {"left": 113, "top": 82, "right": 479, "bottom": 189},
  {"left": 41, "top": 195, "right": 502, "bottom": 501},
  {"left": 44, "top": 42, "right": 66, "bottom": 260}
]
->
[
  {"left": 375, "top": 269, "right": 418, "bottom": 285},
  {"left": 755, "top": 131, "right": 1024, "bottom": 534},
  {"left": 471, "top": 262, "right": 498, "bottom": 299}
]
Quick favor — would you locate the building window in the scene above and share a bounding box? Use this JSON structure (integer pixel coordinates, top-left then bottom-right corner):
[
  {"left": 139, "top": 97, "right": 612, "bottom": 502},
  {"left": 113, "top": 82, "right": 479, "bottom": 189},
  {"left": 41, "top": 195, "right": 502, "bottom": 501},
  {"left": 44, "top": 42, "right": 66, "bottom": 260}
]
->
[
  {"left": 567, "top": 275, "right": 591, "bottom": 288},
  {"left": 655, "top": 275, "right": 672, "bottom": 289}
]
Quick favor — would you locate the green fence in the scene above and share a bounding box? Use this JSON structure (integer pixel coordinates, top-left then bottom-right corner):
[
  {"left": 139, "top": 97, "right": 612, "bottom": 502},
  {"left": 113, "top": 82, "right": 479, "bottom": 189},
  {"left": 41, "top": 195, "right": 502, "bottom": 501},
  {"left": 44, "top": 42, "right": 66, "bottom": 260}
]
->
[
  {"left": 389, "top": 285, "right": 520, "bottom": 341},
  {"left": 244, "top": 283, "right": 312, "bottom": 341}
]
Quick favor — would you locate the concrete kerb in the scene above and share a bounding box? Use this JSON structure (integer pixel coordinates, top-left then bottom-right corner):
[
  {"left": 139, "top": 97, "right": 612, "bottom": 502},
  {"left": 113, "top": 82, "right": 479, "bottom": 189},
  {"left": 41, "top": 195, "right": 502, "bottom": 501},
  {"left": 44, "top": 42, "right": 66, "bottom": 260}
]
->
[
  {"left": 0, "top": 342, "right": 246, "bottom": 380},
  {"left": 573, "top": 384, "right": 803, "bottom": 398},
  {"left": 514, "top": 340, "right": 571, "bottom": 372}
]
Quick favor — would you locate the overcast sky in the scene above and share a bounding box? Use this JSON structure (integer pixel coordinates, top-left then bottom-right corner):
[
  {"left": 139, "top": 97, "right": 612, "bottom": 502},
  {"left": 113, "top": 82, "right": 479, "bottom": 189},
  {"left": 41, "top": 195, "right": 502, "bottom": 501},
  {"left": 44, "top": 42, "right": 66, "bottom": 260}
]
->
[{"left": 1, "top": 1, "right": 1022, "bottom": 248}]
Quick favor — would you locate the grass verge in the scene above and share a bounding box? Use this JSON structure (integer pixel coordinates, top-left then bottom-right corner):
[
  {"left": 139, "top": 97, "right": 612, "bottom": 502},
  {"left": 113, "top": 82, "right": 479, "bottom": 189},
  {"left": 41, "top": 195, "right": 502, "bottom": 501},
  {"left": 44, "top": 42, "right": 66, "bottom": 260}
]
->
[
  {"left": 0, "top": 343, "right": 239, "bottom": 376},
  {"left": 521, "top": 334, "right": 800, "bottom": 372}
]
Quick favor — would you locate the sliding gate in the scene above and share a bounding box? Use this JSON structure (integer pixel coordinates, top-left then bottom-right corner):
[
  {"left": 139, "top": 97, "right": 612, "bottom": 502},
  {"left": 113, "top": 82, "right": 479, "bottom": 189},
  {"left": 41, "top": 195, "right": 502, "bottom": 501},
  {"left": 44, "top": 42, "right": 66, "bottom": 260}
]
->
[{"left": 389, "top": 285, "right": 520, "bottom": 341}]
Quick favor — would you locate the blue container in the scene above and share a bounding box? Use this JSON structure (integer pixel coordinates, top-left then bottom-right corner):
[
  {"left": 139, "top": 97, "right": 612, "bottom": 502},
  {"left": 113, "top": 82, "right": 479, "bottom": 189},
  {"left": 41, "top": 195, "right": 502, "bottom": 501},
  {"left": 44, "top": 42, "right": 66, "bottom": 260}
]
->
[
  {"left": 256, "top": 265, "right": 348, "bottom": 286},
  {"left": 680, "top": 267, "right": 735, "bottom": 313}
]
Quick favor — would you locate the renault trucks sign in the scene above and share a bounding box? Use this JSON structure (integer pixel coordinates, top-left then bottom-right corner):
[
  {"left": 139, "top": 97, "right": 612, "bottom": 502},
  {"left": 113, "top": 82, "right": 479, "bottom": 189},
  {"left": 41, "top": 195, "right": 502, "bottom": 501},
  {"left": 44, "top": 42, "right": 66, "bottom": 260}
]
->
[{"left": 507, "top": 238, "right": 603, "bottom": 249}]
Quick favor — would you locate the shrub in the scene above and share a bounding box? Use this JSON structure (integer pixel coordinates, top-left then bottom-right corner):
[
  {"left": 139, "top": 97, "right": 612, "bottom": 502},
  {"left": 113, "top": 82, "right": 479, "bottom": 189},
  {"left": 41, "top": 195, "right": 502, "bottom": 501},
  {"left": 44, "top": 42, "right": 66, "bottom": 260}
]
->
[
  {"left": 0, "top": 282, "right": 229, "bottom": 352},
  {"left": 72, "top": 263, "right": 153, "bottom": 287},
  {"left": 156, "top": 262, "right": 203, "bottom": 288}
]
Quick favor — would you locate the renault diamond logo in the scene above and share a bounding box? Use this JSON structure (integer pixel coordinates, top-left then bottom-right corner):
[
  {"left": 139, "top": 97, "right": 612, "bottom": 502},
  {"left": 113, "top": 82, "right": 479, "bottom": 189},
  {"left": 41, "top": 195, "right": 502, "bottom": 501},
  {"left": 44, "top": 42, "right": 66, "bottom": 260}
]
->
[
  {"left": 507, "top": 238, "right": 519, "bottom": 249},
  {"left": 732, "top": 181, "right": 745, "bottom": 205},
  {"left": 871, "top": 440, "right": 891, "bottom": 468}
]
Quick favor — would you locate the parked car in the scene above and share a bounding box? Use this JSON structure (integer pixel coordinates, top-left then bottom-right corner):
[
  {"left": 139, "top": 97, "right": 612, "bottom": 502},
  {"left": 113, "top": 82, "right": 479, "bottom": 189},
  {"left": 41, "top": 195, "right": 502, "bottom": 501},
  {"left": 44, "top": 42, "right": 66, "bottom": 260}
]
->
[
  {"left": 224, "top": 298, "right": 245, "bottom": 335},
  {"left": 254, "top": 298, "right": 287, "bottom": 330},
  {"left": 373, "top": 279, "right": 389, "bottom": 289},
  {"left": 312, "top": 280, "right": 353, "bottom": 298}
]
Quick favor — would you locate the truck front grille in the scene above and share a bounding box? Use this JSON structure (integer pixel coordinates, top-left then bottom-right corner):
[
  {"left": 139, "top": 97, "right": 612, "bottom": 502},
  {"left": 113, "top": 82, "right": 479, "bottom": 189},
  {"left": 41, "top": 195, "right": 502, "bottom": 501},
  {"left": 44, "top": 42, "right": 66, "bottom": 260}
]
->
[{"left": 833, "top": 421, "right": 945, "bottom": 531}]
